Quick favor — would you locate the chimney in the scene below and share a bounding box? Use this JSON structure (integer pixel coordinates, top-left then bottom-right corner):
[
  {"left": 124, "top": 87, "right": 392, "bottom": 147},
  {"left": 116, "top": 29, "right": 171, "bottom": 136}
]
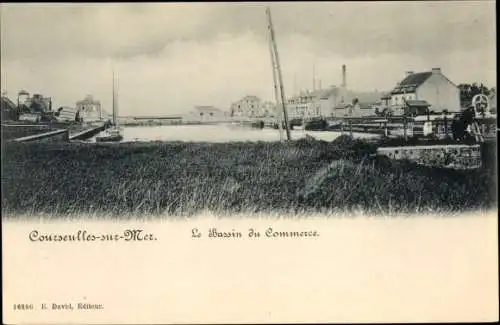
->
[
  {"left": 319, "top": 79, "right": 322, "bottom": 90},
  {"left": 341, "top": 64, "right": 346, "bottom": 89},
  {"left": 431, "top": 67, "right": 441, "bottom": 74},
  {"left": 405, "top": 71, "right": 414, "bottom": 77}
]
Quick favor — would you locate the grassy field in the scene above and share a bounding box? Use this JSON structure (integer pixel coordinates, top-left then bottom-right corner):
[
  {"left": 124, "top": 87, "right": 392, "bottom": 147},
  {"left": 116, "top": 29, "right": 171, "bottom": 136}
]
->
[{"left": 1, "top": 136, "right": 497, "bottom": 217}]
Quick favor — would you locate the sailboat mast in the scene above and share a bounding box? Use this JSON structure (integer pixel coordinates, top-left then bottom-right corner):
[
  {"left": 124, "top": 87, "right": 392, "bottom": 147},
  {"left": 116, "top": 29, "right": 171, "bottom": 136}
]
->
[
  {"left": 112, "top": 68, "right": 117, "bottom": 126},
  {"left": 266, "top": 7, "right": 291, "bottom": 141},
  {"left": 267, "top": 10, "right": 284, "bottom": 141}
]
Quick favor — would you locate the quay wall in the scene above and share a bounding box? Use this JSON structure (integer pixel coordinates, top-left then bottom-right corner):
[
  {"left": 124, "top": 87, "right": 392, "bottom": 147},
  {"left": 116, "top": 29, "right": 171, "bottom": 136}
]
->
[
  {"left": 69, "top": 125, "right": 106, "bottom": 141},
  {"left": 1, "top": 124, "right": 53, "bottom": 141},
  {"left": 11, "top": 129, "right": 69, "bottom": 143}
]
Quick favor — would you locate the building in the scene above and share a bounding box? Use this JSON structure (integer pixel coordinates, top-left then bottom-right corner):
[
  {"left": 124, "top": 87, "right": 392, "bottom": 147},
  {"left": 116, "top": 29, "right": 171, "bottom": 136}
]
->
[
  {"left": 283, "top": 64, "right": 385, "bottom": 119},
  {"left": 389, "top": 68, "right": 460, "bottom": 114},
  {"left": 286, "top": 88, "right": 341, "bottom": 119},
  {"left": 261, "top": 101, "right": 277, "bottom": 117},
  {"left": 187, "top": 106, "right": 227, "bottom": 122},
  {"left": 54, "top": 106, "right": 79, "bottom": 122},
  {"left": 16, "top": 91, "right": 52, "bottom": 113},
  {"left": 285, "top": 87, "right": 383, "bottom": 119},
  {"left": 230, "top": 95, "right": 272, "bottom": 118},
  {"left": 76, "top": 95, "right": 102, "bottom": 122}
]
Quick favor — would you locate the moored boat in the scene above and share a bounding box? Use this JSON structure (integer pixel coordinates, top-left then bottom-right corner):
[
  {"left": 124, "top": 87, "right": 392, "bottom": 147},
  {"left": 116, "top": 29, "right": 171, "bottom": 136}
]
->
[
  {"left": 96, "top": 67, "right": 122, "bottom": 143},
  {"left": 96, "top": 128, "right": 123, "bottom": 142}
]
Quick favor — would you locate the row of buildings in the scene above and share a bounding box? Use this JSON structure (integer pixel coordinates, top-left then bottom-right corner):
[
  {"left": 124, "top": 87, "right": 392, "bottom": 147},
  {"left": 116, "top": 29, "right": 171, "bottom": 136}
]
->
[
  {"left": 230, "top": 65, "right": 496, "bottom": 120},
  {"left": 1, "top": 90, "right": 108, "bottom": 123}
]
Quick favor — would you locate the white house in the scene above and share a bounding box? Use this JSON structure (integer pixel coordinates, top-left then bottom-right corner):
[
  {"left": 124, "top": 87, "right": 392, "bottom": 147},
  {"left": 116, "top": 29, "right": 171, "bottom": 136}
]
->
[
  {"left": 230, "top": 96, "right": 263, "bottom": 118},
  {"left": 76, "top": 95, "right": 102, "bottom": 122},
  {"left": 187, "top": 106, "right": 227, "bottom": 122},
  {"left": 54, "top": 106, "right": 79, "bottom": 122},
  {"left": 389, "top": 68, "right": 460, "bottom": 114}
]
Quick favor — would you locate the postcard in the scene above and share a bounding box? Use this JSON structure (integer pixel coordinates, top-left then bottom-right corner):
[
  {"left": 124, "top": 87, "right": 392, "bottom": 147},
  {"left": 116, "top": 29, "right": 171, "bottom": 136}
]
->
[{"left": 1, "top": 2, "right": 498, "bottom": 324}]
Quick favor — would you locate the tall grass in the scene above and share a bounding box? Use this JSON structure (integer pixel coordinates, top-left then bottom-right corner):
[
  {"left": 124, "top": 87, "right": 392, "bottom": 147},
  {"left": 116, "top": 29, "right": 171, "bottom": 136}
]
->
[{"left": 1, "top": 136, "right": 496, "bottom": 218}]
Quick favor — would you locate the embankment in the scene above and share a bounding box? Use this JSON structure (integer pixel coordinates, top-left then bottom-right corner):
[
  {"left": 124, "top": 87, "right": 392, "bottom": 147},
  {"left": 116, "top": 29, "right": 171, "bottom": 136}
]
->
[
  {"left": 1, "top": 136, "right": 496, "bottom": 217},
  {"left": 1, "top": 124, "right": 54, "bottom": 141}
]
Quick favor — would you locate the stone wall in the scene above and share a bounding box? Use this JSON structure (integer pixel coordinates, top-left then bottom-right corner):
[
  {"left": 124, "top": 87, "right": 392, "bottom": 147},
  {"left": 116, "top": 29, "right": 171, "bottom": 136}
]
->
[{"left": 377, "top": 144, "right": 482, "bottom": 169}]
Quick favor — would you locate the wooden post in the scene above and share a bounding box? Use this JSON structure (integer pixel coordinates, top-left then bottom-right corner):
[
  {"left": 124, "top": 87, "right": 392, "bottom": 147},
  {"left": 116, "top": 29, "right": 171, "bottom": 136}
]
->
[
  {"left": 349, "top": 120, "right": 353, "bottom": 137},
  {"left": 402, "top": 94, "right": 407, "bottom": 142},
  {"left": 112, "top": 68, "right": 117, "bottom": 127},
  {"left": 266, "top": 7, "right": 291, "bottom": 141},
  {"left": 443, "top": 114, "right": 448, "bottom": 138},
  {"left": 481, "top": 107, "right": 486, "bottom": 135}
]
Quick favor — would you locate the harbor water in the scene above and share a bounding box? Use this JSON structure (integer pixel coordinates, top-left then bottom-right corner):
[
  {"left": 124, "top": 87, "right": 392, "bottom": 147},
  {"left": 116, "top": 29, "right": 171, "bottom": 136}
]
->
[{"left": 89, "top": 124, "right": 379, "bottom": 143}]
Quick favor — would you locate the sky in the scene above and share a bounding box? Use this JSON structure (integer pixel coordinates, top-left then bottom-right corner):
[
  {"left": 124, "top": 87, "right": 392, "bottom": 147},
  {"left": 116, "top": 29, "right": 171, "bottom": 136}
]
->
[{"left": 0, "top": 2, "right": 496, "bottom": 116}]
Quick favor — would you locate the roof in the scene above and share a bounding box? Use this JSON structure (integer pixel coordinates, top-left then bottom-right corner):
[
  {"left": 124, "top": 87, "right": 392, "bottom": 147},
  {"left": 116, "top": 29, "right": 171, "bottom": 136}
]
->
[
  {"left": 76, "top": 99, "right": 101, "bottom": 105},
  {"left": 242, "top": 95, "right": 261, "bottom": 101},
  {"left": 194, "top": 106, "right": 222, "bottom": 112},
  {"left": 318, "top": 88, "right": 340, "bottom": 100},
  {"left": 391, "top": 72, "right": 432, "bottom": 95},
  {"left": 405, "top": 99, "right": 430, "bottom": 108},
  {"left": 345, "top": 90, "right": 385, "bottom": 103}
]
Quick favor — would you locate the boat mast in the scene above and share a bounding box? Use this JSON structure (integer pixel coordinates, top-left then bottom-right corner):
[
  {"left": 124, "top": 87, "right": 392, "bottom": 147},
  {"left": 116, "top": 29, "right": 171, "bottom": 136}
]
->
[
  {"left": 267, "top": 10, "right": 284, "bottom": 141},
  {"left": 112, "top": 68, "right": 117, "bottom": 127},
  {"left": 266, "top": 7, "right": 291, "bottom": 141}
]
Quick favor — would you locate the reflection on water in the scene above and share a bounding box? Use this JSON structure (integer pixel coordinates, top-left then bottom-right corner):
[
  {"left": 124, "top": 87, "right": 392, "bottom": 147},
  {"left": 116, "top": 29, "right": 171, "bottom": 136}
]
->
[{"left": 90, "top": 124, "right": 379, "bottom": 143}]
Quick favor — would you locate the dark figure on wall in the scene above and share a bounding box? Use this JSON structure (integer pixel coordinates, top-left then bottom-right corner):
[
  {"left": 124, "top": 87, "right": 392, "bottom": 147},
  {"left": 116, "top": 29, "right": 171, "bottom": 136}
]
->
[{"left": 451, "top": 106, "right": 475, "bottom": 142}]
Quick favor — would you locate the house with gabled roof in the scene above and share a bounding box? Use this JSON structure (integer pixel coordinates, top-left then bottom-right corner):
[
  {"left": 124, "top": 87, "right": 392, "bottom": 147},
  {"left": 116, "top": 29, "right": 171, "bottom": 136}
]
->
[
  {"left": 230, "top": 95, "right": 271, "bottom": 118},
  {"left": 389, "top": 68, "right": 460, "bottom": 114}
]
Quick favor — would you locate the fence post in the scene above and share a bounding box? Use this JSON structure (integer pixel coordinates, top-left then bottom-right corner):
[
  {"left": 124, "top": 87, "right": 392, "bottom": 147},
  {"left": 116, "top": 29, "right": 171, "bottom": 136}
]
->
[{"left": 444, "top": 115, "right": 448, "bottom": 138}]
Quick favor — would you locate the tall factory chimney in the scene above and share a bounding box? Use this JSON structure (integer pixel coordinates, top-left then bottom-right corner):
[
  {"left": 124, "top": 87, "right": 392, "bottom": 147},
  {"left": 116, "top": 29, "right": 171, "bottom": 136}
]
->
[{"left": 341, "top": 64, "right": 346, "bottom": 89}]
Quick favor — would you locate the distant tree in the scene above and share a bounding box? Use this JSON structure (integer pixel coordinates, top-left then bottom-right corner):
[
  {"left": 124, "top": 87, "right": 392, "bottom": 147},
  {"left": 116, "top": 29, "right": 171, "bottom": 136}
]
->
[{"left": 458, "top": 83, "right": 490, "bottom": 108}]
